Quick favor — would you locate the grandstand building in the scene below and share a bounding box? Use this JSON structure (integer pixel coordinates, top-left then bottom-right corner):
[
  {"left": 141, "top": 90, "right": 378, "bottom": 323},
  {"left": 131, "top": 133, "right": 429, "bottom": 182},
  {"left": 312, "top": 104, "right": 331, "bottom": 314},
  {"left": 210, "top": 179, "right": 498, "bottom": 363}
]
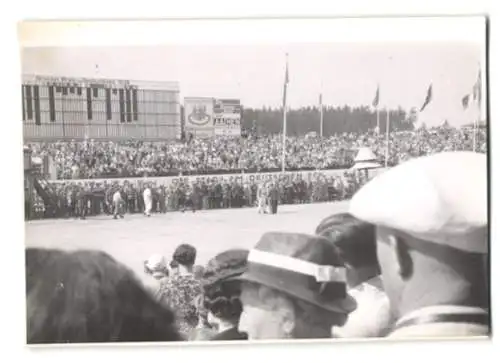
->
[{"left": 22, "top": 75, "right": 181, "bottom": 141}]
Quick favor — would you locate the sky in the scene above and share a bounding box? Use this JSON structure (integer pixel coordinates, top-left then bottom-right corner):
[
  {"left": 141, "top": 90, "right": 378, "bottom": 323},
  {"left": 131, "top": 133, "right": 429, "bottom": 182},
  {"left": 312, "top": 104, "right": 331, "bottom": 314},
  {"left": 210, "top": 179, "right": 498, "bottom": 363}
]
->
[{"left": 19, "top": 18, "right": 487, "bottom": 127}]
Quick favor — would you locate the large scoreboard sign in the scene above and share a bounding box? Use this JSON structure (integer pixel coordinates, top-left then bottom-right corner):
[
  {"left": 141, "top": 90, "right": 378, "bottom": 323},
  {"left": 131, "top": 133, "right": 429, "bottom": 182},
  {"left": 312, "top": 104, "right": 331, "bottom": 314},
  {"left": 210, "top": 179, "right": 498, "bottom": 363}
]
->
[
  {"left": 213, "top": 99, "right": 242, "bottom": 136},
  {"left": 22, "top": 75, "right": 181, "bottom": 141},
  {"left": 184, "top": 97, "right": 215, "bottom": 138}
]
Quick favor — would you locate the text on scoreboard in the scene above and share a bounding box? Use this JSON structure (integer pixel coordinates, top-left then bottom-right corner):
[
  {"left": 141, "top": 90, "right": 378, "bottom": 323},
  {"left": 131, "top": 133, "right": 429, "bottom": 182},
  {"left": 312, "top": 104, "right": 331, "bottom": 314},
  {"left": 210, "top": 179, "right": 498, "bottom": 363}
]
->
[{"left": 213, "top": 99, "right": 242, "bottom": 136}]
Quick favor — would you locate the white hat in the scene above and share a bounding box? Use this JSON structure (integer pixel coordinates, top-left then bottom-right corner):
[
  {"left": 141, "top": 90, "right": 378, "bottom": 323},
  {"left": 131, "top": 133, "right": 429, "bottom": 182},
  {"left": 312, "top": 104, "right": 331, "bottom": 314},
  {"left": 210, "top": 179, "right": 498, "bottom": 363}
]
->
[
  {"left": 354, "top": 147, "right": 378, "bottom": 163},
  {"left": 349, "top": 152, "right": 487, "bottom": 254},
  {"left": 145, "top": 254, "right": 167, "bottom": 273},
  {"left": 352, "top": 147, "right": 382, "bottom": 170}
]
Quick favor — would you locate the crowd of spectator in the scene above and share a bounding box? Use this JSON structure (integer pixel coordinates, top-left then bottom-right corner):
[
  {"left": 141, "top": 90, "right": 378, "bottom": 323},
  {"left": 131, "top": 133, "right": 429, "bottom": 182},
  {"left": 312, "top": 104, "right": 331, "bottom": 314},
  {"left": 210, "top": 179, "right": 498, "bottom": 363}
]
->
[
  {"left": 29, "top": 171, "right": 366, "bottom": 220},
  {"left": 25, "top": 126, "right": 487, "bottom": 180},
  {"left": 25, "top": 151, "right": 489, "bottom": 344}
]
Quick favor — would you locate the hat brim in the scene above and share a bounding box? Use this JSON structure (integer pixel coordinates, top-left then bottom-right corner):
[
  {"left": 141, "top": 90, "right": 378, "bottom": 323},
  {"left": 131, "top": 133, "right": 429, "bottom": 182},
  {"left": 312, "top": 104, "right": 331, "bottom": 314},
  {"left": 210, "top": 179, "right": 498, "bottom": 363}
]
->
[
  {"left": 152, "top": 271, "right": 166, "bottom": 279},
  {"left": 350, "top": 161, "right": 382, "bottom": 170},
  {"left": 233, "top": 271, "right": 357, "bottom": 315},
  {"left": 202, "top": 267, "right": 247, "bottom": 287}
]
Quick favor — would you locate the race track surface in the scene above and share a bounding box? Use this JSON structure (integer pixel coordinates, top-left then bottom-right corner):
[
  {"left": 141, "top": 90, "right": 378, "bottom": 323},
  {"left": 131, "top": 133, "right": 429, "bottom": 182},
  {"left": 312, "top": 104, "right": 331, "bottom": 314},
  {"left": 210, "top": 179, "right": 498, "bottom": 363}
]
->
[{"left": 25, "top": 201, "right": 349, "bottom": 286}]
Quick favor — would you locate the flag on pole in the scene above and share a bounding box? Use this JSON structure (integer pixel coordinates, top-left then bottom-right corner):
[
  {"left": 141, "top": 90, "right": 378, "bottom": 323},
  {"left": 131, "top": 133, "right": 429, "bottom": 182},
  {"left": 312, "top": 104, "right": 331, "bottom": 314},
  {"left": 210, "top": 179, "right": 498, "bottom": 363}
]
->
[
  {"left": 419, "top": 84, "right": 433, "bottom": 112},
  {"left": 319, "top": 93, "right": 322, "bottom": 107},
  {"left": 372, "top": 85, "right": 380, "bottom": 107},
  {"left": 283, "top": 57, "right": 289, "bottom": 108},
  {"left": 462, "top": 94, "right": 470, "bottom": 110}
]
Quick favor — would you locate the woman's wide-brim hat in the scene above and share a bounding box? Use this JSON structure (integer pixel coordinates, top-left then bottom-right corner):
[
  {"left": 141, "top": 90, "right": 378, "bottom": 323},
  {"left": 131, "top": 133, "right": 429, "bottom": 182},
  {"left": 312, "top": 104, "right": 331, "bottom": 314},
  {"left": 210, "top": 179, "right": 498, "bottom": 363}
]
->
[
  {"left": 145, "top": 254, "right": 167, "bottom": 273},
  {"left": 235, "top": 232, "right": 356, "bottom": 314},
  {"left": 203, "top": 249, "right": 249, "bottom": 287}
]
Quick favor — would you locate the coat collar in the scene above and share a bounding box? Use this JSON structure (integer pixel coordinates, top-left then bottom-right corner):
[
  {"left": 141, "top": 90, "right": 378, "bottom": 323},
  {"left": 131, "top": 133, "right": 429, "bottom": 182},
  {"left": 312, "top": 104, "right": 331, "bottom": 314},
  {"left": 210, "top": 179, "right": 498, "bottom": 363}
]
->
[{"left": 392, "top": 305, "right": 489, "bottom": 334}]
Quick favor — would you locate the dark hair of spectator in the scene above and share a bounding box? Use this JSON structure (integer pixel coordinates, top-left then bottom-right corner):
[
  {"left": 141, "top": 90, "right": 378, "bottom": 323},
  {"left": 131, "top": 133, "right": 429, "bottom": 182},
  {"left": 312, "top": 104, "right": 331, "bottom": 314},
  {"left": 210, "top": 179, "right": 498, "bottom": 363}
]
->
[
  {"left": 170, "top": 259, "right": 179, "bottom": 269},
  {"left": 26, "top": 248, "right": 183, "bottom": 344},
  {"left": 315, "top": 213, "right": 378, "bottom": 269},
  {"left": 172, "top": 244, "right": 197, "bottom": 267},
  {"left": 202, "top": 249, "right": 249, "bottom": 324}
]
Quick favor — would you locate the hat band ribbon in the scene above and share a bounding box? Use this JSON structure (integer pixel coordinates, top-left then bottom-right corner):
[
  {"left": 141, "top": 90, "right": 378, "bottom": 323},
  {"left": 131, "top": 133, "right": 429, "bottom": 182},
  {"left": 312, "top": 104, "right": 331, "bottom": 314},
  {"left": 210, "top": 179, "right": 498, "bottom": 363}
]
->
[{"left": 248, "top": 249, "right": 346, "bottom": 283}]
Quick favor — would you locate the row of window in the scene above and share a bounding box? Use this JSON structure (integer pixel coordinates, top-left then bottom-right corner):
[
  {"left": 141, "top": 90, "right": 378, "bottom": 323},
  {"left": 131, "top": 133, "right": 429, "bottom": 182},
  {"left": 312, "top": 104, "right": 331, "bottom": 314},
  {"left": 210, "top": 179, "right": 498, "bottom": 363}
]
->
[
  {"left": 22, "top": 85, "right": 180, "bottom": 125},
  {"left": 31, "top": 99, "right": 178, "bottom": 113},
  {"left": 23, "top": 111, "right": 180, "bottom": 124},
  {"left": 23, "top": 123, "right": 181, "bottom": 140},
  {"left": 22, "top": 84, "right": 178, "bottom": 102}
]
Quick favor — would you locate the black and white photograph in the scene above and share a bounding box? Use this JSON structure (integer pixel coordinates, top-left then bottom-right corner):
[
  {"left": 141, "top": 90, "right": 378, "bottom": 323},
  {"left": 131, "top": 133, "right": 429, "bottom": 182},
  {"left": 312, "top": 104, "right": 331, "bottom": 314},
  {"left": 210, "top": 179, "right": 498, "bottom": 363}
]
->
[{"left": 19, "top": 16, "right": 490, "bottom": 345}]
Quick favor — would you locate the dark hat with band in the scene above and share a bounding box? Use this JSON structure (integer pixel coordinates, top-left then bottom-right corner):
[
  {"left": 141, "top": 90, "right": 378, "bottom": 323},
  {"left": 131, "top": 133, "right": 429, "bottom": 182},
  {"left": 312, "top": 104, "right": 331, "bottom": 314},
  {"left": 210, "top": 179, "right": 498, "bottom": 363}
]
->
[{"left": 236, "top": 232, "right": 356, "bottom": 314}]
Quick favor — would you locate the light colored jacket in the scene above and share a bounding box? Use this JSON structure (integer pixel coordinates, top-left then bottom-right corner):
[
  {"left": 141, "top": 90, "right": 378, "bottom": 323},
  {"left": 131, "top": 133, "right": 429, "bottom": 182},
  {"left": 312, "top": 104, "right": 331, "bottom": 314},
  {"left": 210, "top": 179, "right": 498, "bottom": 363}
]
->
[
  {"left": 112, "top": 191, "right": 122, "bottom": 203},
  {"left": 332, "top": 276, "right": 393, "bottom": 338},
  {"left": 143, "top": 188, "right": 152, "bottom": 201}
]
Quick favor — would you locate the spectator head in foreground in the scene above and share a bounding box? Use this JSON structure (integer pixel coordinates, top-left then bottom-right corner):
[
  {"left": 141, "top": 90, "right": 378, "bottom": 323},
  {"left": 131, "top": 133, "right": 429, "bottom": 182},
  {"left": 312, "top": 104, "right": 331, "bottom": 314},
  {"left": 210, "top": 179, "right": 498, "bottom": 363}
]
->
[
  {"left": 172, "top": 243, "right": 197, "bottom": 272},
  {"left": 315, "top": 213, "right": 379, "bottom": 289},
  {"left": 349, "top": 151, "right": 489, "bottom": 338},
  {"left": 315, "top": 213, "right": 393, "bottom": 338},
  {"left": 236, "top": 232, "right": 356, "bottom": 340},
  {"left": 26, "top": 248, "right": 182, "bottom": 344},
  {"left": 202, "top": 249, "right": 249, "bottom": 340},
  {"left": 158, "top": 243, "right": 203, "bottom": 339}
]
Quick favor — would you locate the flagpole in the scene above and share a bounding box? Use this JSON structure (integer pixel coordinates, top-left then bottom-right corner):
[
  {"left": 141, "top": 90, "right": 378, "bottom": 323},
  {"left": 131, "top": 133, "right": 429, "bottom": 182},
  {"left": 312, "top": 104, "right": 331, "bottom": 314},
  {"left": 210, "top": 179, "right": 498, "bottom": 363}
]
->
[
  {"left": 62, "top": 88, "right": 66, "bottom": 138},
  {"left": 385, "top": 109, "right": 390, "bottom": 168},
  {"left": 473, "top": 119, "right": 477, "bottom": 152},
  {"left": 282, "top": 53, "right": 288, "bottom": 173},
  {"left": 320, "top": 94, "right": 324, "bottom": 137},
  {"left": 376, "top": 107, "right": 380, "bottom": 135},
  {"left": 282, "top": 106, "right": 287, "bottom": 172},
  {"left": 374, "top": 85, "right": 380, "bottom": 135}
]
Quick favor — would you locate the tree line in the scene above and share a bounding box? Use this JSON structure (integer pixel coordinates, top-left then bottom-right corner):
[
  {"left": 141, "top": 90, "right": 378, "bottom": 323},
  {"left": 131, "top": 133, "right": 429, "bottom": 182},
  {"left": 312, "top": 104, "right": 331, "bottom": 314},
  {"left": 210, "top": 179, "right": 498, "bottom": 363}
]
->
[{"left": 241, "top": 105, "right": 416, "bottom": 136}]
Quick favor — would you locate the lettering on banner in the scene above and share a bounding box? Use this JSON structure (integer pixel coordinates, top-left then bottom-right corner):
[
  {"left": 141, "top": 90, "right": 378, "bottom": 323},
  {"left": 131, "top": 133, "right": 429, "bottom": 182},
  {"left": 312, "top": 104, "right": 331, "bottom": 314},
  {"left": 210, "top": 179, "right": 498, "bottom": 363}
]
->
[
  {"left": 214, "top": 117, "right": 241, "bottom": 126},
  {"left": 49, "top": 168, "right": 350, "bottom": 187},
  {"left": 171, "top": 177, "right": 189, "bottom": 184}
]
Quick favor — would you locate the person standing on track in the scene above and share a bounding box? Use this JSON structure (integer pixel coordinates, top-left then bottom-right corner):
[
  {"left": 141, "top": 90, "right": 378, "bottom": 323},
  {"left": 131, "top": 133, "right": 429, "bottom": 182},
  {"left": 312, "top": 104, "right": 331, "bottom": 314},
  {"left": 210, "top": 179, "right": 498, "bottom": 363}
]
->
[
  {"left": 257, "top": 182, "right": 266, "bottom": 214},
  {"left": 178, "top": 183, "right": 185, "bottom": 211},
  {"left": 77, "top": 185, "right": 89, "bottom": 220},
  {"left": 158, "top": 185, "right": 167, "bottom": 214},
  {"left": 269, "top": 182, "right": 279, "bottom": 215},
  {"left": 112, "top": 186, "right": 124, "bottom": 219},
  {"left": 182, "top": 184, "right": 196, "bottom": 213},
  {"left": 143, "top": 183, "right": 153, "bottom": 217},
  {"left": 127, "top": 184, "right": 137, "bottom": 214},
  {"left": 191, "top": 183, "right": 200, "bottom": 212}
]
